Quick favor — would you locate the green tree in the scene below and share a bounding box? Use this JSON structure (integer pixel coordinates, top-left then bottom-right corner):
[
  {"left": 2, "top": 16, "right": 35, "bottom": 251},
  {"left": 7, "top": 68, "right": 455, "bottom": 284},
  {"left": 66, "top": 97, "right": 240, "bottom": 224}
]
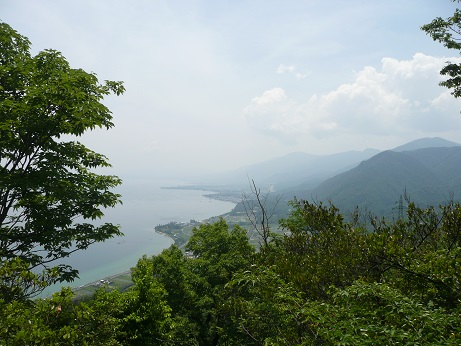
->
[
  {"left": 115, "top": 262, "right": 174, "bottom": 345},
  {"left": 130, "top": 220, "right": 256, "bottom": 345},
  {"left": 186, "top": 218, "right": 256, "bottom": 287},
  {"left": 222, "top": 265, "right": 311, "bottom": 345},
  {"left": 132, "top": 248, "right": 202, "bottom": 345},
  {"left": 0, "top": 288, "right": 123, "bottom": 345},
  {"left": 185, "top": 219, "right": 256, "bottom": 344},
  {"left": 301, "top": 281, "right": 461, "bottom": 345},
  {"left": 272, "top": 200, "right": 371, "bottom": 299},
  {"left": 369, "top": 201, "right": 461, "bottom": 309},
  {"left": 0, "top": 21, "right": 124, "bottom": 301},
  {"left": 422, "top": 0, "right": 461, "bottom": 98}
]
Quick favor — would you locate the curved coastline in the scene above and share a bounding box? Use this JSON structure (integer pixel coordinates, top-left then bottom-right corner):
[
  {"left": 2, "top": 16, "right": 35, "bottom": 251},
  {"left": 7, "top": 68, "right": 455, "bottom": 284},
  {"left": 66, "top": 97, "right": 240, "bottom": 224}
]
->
[
  {"left": 70, "top": 230, "right": 175, "bottom": 296},
  {"left": 41, "top": 231, "right": 175, "bottom": 299},
  {"left": 49, "top": 191, "right": 237, "bottom": 299}
]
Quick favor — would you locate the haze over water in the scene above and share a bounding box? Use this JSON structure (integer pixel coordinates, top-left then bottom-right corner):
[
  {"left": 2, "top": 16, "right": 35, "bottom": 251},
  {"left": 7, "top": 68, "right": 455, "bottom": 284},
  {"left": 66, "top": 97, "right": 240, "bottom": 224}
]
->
[{"left": 41, "top": 178, "right": 236, "bottom": 296}]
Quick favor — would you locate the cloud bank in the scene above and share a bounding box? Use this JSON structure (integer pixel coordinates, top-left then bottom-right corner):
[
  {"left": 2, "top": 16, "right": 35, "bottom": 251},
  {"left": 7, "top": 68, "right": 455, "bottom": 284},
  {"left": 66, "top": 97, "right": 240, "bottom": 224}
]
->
[{"left": 244, "top": 54, "right": 461, "bottom": 143}]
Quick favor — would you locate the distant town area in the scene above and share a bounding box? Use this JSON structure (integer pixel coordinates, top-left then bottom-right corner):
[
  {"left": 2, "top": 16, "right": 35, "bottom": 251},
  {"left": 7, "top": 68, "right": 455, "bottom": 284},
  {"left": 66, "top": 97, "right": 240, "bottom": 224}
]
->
[{"left": 162, "top": 184, "right": 244, "bottom": 204}]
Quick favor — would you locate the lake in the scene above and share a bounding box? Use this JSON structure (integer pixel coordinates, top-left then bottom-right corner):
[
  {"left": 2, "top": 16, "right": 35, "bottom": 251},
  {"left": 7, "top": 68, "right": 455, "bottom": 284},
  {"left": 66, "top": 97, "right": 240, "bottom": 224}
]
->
[{"left": 40, "top": 178, "right": 237, "bottom": 296}]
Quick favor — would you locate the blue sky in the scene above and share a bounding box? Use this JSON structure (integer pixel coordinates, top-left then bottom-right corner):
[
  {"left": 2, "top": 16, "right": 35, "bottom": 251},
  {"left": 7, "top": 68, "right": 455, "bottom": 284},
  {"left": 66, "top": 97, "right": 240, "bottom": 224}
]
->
[{"left": 2, "top": 0, "right": 461, "bottom": 178}]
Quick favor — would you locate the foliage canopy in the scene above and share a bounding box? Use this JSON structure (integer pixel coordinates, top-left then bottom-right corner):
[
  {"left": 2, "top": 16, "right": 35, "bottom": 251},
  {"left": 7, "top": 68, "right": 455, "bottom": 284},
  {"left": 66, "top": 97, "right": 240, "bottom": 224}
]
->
[
  {"left": 422, "top": 0, "right": 461, "bottom": 98},
  {"left": 4, "top": 1, "right": 461, "bottom": 343},
  {"left": 0, "top": 21, "right": 124, "bottom": 300},
  {"left": 4, "top": 200, "right": 461, "bottom": 344}
]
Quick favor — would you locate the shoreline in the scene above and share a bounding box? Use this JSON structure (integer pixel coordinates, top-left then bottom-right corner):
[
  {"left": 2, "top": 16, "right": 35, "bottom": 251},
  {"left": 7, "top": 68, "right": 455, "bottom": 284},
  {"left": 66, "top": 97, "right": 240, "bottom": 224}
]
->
[
  {"left": 69, "top": 270, "right": 134, "bottom": 301},
  {"left": 59, "top": 230, "right": 174, "bottom": 299},
  {"left": 64, "top": 232, "right": 174, "bottom": 299},
  {"left": 57, "top": 190, "right": 238, "bottom": 300},
  {"left": 162, "top": 184, "right": 243, "bottom": 204},
  {"left": 71, "top": 269, "right": 132, "bottom": 292}
]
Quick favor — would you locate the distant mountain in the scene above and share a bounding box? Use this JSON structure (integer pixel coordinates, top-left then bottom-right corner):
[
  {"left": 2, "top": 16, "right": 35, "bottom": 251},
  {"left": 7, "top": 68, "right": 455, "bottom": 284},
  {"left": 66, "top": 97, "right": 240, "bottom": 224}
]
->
[
  {"left": 206, "top": 137, "right": 461, "bottom": 219},
  {"left": 213, "top": 138, "right": 459, "bottom": 193},
  {"left": 303, "top": 146, "right": 461, "bottom": 217},
  {"left": 392, "top": 137, "right": 460, "bottom": 152},
  {"left": 199, "top": 149, "right": 380, "bottom": 191}
]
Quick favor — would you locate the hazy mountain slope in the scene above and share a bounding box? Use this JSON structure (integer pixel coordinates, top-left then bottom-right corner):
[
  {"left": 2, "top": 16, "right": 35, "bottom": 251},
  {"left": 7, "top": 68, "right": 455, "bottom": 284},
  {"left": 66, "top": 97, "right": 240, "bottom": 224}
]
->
[
  {"left": 392, "top": 137, "right": 460, "bottom": 152},
  {"left": 304, "top": 147, "right": 461, "bottom": 216},
  {"left": 226, "top": 137, "right": 461, "bottom": 220},
  {"left": 200, "top": 149, "right": 380, "bottom": 191},
  {"left": 404, "top": 147, "right": 461, "bottom": 184}
]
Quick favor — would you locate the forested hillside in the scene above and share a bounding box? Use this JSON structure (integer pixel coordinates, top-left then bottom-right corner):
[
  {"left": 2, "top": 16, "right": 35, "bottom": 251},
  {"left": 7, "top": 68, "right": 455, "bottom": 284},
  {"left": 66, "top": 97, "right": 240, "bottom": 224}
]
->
[
  {"left": 306, "top": 146, "right": 461, "bottom": 216},
  {"left": 227, "top": 143, "right": 461, "bottom": 222},
  {"left": 3, "top": 201, "right": 461, "bottom": 344},
  {"left": 4, "top": 1, "right": 461, "bottom": 344}
]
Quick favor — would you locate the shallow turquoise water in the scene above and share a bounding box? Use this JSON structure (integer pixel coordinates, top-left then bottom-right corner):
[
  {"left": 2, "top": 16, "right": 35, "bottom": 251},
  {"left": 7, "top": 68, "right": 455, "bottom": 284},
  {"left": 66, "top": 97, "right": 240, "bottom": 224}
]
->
[{"left": 40, "top": 178, "right": 236, "bottom": 296}]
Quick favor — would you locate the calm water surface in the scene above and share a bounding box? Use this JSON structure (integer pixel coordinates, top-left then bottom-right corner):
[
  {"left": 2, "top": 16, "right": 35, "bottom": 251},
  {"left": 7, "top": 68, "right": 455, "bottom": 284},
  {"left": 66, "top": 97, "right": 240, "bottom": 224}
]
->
[{"left": 41, "top": 178, "right": 236, "bottom": 296}]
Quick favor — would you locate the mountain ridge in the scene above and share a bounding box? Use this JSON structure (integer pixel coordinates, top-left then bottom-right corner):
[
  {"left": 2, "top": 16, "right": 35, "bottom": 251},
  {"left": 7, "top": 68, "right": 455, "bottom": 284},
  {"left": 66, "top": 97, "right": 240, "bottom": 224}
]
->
[
  {"left": 391, "top": 137, "right": 460, "bottom": 152},
  {"left": 227, "top": 137, "right": 461, "bottom": 219},
  {"left": 305, "top": 148, "right": 458, "bottom": 216}
]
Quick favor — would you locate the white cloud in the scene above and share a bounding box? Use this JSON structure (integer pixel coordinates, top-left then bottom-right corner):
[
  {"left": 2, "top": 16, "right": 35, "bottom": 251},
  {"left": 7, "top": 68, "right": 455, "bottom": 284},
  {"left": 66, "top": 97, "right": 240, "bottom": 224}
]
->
[
  {"left": 244, "top": 88, "right": 305, "bottom": 143},
  {"left": 276, "top": 64, "right": 309, "bottom": 80},
  {"left": 276, "top": 64, "right": 295, "bottom": 74},
  {"left": 249, "top": 87, "right": 287, "bottom": 105},
  {"left": 244, "top": 53, "right": 461, "bottom": 143},
  {"left": 295, "top": 72, "right": 309, "bottom": 80}
]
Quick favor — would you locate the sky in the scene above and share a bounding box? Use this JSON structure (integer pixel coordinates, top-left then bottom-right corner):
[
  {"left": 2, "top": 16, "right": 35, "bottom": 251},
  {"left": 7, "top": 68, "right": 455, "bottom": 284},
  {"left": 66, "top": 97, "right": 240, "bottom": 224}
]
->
[{"left": 2, "top": 0, "right": 461, "bottom": 179}]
